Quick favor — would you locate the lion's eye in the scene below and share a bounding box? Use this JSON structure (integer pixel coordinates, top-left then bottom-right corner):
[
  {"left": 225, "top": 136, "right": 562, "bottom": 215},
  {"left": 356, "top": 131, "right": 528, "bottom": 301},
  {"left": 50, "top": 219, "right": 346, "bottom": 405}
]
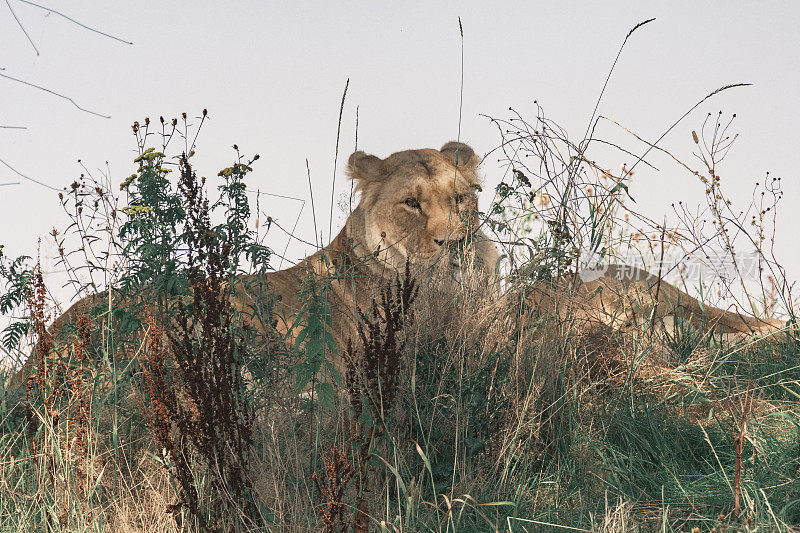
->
[
  {"left": 404, "top": 197, "right": 421, "bottom": 210},
  {"left": 454, "top": 194, "right": 467, "bottom": 204}
]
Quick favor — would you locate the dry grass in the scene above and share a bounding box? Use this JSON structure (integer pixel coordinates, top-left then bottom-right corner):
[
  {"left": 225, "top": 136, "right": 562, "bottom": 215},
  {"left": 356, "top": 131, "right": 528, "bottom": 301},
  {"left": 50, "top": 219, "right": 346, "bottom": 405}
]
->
[
  {"left": 2, "top": 230, "right": 798, "bottom": 531},
  {"left": 2, "top": 91, "right": 799, "bottom": 530}
]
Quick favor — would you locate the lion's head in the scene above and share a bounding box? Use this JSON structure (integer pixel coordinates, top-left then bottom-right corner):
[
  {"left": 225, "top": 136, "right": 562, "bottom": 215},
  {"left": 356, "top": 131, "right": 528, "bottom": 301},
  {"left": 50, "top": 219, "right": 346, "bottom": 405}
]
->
[{"left": 345, "top": 142, "right": 496, "bottom": 273}]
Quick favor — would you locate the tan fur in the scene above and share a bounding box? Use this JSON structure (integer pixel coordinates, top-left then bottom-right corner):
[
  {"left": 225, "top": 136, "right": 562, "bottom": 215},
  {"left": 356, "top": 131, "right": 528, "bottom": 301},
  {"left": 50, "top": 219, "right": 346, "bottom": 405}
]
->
[
  {"left": 11, "top": 142, "right": 496, "bottom": 386},
  {"left": 526, "top": 264, "right": 786, "bottom": 343},
  {"left": 235, "top": 142, "right": 500, "bottom": 369},
  {"left": 20, "top": 143, "right": 786, "bottom": 386}
]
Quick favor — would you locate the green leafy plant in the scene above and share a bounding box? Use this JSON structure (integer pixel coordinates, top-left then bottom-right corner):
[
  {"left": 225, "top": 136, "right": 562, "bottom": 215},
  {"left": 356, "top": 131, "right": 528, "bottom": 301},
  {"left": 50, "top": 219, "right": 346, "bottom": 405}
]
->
[
  {"left": 0, "top": 249, "right": 32, "bottom": 358},
  {"left": 137, "top": 149, "right": 265, "bottom": 530},
  {"left": 294, "top": 264, "right": 340, "bottom": 413}
]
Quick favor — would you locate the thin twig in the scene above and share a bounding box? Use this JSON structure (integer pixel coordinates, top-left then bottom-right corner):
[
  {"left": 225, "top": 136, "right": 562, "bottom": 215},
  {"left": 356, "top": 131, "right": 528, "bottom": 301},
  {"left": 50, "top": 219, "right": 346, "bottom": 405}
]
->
[
  {"left": 350, "top": 105, "right": 358, "bottom": 216},
  {"left": 649, "top": 221, "right": 667, "bottom": 333},
  {"left": 279, "top": 201, "right": 305, "bottom": 269},
  {"left": 599, "top": 115, "right": 694, "bottom": 174},
  {"left": 582, "top": 18, "right": 656, "bottom": 148},
  {"left": 0, "top": 157, "right": 59, "bottom": 191},
  {"left": 0, "top": 71, "right": 111, "bottom": 118},
  {"left": 246, "top": 188, "right": 307, "bottom": 268},
  {"left": 6, "top": 0, "right": 39, "bottom": 55},
  {"left": 329, "top": 78, "right": 349, "bottom": 243},
  {"left": 457, "top": 16, "right": 464, "bottom": 144},
  {"left": 626, "top": 83, "right": 751, "bottom": 175},
  {"left": 307, "top": 159, "right": 319, "bottom": 250},
  {"left": 17, "top": 0, "right": 133, "bottom": 45},
  {"left": 245, "top": 188, "right": 306, "bottom": 203}
]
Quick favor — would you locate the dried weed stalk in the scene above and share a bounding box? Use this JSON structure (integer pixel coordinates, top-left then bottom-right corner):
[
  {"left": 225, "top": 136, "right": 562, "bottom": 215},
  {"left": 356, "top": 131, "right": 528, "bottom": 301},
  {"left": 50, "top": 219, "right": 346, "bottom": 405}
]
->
[
  {"left": 22, "top": 263, "right": 98, "bottom": 526},
  {"left": 139, "top": 154, "right": 256, "bottom": 531},
  {"left": 312, "top": 446, "right": 355, "bottom": 533},
  {"left": 24, "top": 263, "right": 58, "bottom": 461},
  {"left": 67, "top": 315, "right": 92, "bottom": 498},
  {"left": 344, "top": 261, "right": 418, "bottom": 533}
]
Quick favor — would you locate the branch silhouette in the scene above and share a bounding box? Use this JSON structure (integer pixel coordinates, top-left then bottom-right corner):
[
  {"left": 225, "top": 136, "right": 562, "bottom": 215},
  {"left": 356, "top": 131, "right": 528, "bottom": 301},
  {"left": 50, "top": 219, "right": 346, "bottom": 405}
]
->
[
  {"left": 0, "top": 71, "right": 111, "bottom": 118},
  {"left": 17, "top": 0, "right": 133, "bottom": 45},
  {"left": 0, "top": 157, "right": 59, "bottom": 191},
  {"left": 5, "top": 0, "right": 39, "bottom": 55}
]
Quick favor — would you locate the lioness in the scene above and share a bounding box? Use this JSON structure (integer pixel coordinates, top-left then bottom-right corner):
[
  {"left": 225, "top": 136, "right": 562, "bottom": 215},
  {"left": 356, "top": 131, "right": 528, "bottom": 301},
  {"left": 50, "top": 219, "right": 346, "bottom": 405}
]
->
[
  {"left": 235, "top": 141, "right": 500, "bottom": 366},
  {"left": 238, "top": 142, "right": 785, "bottom": 367},
  {"left": 526, "top": 264, "right": 786, "bottom": 342},
  {"left": 12, "top": 142, "right": 497, "bottom": 384},
  {"left": 18, "top": 142, "right": 785, "bottom": 384}
]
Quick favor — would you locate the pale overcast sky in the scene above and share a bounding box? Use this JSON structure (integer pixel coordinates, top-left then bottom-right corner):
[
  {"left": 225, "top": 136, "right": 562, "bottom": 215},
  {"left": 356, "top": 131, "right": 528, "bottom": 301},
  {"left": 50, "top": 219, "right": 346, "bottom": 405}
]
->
[{"left": 1, "top": 1, "right": 799, "bottom": 309}]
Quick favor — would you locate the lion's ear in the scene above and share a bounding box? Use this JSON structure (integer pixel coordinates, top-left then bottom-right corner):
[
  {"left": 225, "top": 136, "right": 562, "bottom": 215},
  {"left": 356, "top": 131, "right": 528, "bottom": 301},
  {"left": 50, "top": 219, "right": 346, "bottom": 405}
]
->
[
  {"left": 440, "top": 142, "right": 480, "bottom": 169},
  {"left": 347, "top": 151, "right": 383, "bottom": 182}
]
